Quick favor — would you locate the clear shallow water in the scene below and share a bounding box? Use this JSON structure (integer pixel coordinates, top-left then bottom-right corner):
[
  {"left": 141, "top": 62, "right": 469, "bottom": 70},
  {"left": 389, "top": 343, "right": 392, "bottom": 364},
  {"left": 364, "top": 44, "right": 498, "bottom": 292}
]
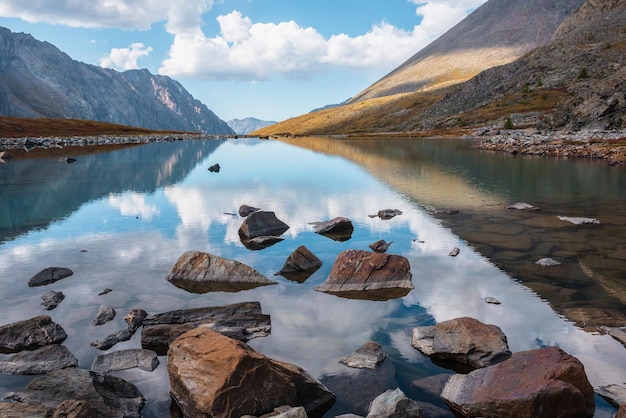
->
[{"left": 0, "top": 138, "right": 624, "bottom": 417}]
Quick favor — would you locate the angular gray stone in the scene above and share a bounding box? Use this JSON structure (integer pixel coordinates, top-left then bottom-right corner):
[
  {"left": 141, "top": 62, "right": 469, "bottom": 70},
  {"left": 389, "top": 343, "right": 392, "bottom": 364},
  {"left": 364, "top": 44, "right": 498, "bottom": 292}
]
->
[
  {"left": 507, "top": 202, "right": 540, "bottom": 210},
  {"left": 0, "top": 345, "right": 78, "bottom": 375},
  {"left": 28, "top": 267, "right": 73, "bottom": 287},
  {"left": 340, "top": 340, "right": 388, "bottom": 370},
  {"left": 275, "top": 245, "right": 323, "bottom": 282},
  {"left": 91, "top": 305, "right": 116, "bottom": 326},
  {"left": 8, "top": 368, "right": 144, "bottom": 417},
  {"left": 312, "top": 217, "right": 354, "bottom": 241},
  {"left": 376, "top": 209, "right": 403, "bottom": 220},
  {"left": 596, "top": 384, "right": 626, "bottom": 408},
  {"left": 124, "top": 309, "right": 147, "bottom": 332},
  {"left": 411, "top": 317, "right": 511, "bottom": 372},
  {"left": 91, "top": 349, "right": 159, "bottom": 374},
  {"left": 90, "top": 329, "right": 134, "bottom": 351},
  {"left": 366, "top": 388, "right": 422, "bottom": 418},
  {"left": 0, "top": 315, "right": 67, "bottom": 354},
  {"left": 485, "top": 296, "right": 501, "bottom": 305},
  {"left": 166, "top": 251, "right": 278, "bottom": 293},
  {"left": 448, "top": 247, "right": 460, "bottom": 257},
  {"left": 41, "top": 290, "right": 65, "bottom": 310},
  {"left": 238, "top": 210, "right": 289, "bottom": 240},
  {"left": 535, "top": 257, "right": 562, "bottom": 267},
  {"left": 369, "top": 240, "right": 393, "bottom": 253}
]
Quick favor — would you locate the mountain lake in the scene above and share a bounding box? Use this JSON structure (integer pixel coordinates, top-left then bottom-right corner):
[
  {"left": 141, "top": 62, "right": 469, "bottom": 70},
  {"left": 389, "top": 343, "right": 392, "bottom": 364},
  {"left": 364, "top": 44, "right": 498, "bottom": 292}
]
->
[{"left": 0, "top": 136, "right": 625, "bottom": 417}]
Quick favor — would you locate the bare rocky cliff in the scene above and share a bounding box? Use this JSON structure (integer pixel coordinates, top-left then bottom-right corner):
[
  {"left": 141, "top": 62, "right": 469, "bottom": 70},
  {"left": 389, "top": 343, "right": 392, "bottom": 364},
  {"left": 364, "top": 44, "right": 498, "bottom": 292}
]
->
[{"left": 0, "top": 27, "right": 234, "bottom": 135}]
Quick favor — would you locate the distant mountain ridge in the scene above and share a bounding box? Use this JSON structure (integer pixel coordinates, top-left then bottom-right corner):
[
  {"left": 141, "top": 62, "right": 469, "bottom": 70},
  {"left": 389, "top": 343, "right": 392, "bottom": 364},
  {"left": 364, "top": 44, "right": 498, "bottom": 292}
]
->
[
  {"left": 0, "top": 27, "right": 234, "bottom": 135},
  {"left": 227, "top": 117, "right": 277, "bottom": 135}
]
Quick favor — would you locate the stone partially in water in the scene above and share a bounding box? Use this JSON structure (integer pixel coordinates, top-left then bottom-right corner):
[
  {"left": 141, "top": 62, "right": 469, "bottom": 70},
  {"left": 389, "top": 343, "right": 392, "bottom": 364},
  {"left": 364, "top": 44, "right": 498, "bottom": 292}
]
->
[
  {"left": 275, "top": 245, "right": 323, "bottom": 282},
  {"left": 0, "top": 344, "right": 78, "bottom": 375},
  {"left": 167, "top": 326, "right": 335, "bottom": 417},
  {"left": 312, "top": 217, "right": 354, "bottom": 241},
  {"left": 315, "top": 250, "right": 413, "bottom": 301},
  {"left": 367, "top": 388, "right": 422, "bottom": 418},
  {"left": 8, "top": 368, "right": 144, "bottom": 417},
  {"left": 507, "top": 202, "right": 540, "bottom": 210},
  {"left": 141, "top": 301, "right": 271, "bottom": 355},
  {"left": 40, "top": 290, "right": 65, "bottom": 310},
  {"left": 239, "top": 204, "right": 260, "bottom": 217},
  {"left": 91, "top": 329, "right": 134, "bottom": 351},
  {"left": 0, "top": 316, "right": 67, "bottom": 354},
  {"left": 376, "top": 209, "right": 403, "bottom": 220},
  {"left": 238, "top": 210, "right": 289, "bottom": 240},
  {"left": 124, "top": 309, "right": 148, "bottom": 332},
  {"left": 91, "top": 349, "right": 159, "bottom": 374},
  {"left": 557, "top": 216, "right": 601, "bottom": 225},
  {"left": 536, "top": 257, "right": 562, "bottom": 267},
  {"left": 91, "top": 304, "right": 116, "bottom": 326},
  {"left": 441, "top": 346, "right": 595, "bottom": 418},
  {"left": 28, "top": 267, "right": 73, "bottom": 287},
  {"left": 411, "top": 317, "right": 511, "bottom": 373},
  {"left": 339, "top": 340, "right": 387, "bottom": 370},
  {"left": 369, "top": 239, "right": 393, "bottom": 253},
  {"left": 165, "top": 251, "right": 278, "bottom": 293}
]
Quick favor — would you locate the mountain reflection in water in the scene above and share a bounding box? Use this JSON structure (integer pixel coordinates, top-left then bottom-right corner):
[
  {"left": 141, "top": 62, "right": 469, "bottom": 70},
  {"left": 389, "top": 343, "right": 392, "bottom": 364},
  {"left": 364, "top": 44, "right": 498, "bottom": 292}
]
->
[{"left": 0, "top": 137, "right": 624, "bottom": 417}]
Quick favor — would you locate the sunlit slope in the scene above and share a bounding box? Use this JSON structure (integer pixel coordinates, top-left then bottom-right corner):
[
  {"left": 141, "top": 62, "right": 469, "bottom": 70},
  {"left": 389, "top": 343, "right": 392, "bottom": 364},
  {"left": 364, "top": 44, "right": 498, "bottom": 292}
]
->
[{"left": 254, "top": 0, "right": 586, "bottom": 137}]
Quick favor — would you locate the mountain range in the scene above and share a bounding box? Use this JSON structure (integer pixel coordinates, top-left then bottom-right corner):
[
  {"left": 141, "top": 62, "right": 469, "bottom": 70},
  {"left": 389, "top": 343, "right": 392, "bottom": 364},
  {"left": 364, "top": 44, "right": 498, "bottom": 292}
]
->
[
  {"left": 227, "top": 117, "right": 277, "bottom": 135},
  {"left": 255, "top": 0, "right": 626, "bottom": 136},
  {"left": 0, "top": 27, "right": 234, "bottom": 135}
]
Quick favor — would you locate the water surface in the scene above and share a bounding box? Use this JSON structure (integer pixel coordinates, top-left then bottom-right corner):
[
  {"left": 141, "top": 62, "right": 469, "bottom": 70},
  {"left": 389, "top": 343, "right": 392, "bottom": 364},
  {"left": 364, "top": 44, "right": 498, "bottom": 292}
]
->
[{"left": 0, "top": 137, "right": 624, "bottom": 417}]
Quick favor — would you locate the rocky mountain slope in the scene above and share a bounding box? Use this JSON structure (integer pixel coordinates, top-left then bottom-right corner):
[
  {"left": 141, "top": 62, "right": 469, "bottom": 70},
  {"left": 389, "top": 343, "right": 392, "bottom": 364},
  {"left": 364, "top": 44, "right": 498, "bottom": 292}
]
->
[
  {"left": 350, "top": 0, "right": 585, "bottom": 103},
  {"left": 255, "top": 0, "right": 626, "bottom": 137},
  {"left": 0, "top": 27, "right": 234, "bottom": 135},
  {"left": 228, "top": 117, "right": 277, "bottom": 135}
]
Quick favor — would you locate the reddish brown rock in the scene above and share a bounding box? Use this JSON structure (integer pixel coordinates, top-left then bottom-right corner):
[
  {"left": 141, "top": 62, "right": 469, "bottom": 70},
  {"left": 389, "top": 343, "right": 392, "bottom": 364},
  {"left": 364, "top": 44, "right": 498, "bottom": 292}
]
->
[
  {"left": 314, "top": 249, "right": 413, "bottom": 301},
  {"left": 0, "top": 402, "right": 49, "bottom": 417},
  {"left": 616, "top": 404, "right": 626, "bottom": 418},
  {"left": 441, "top": 346, "right": 595, "bottom": 418},
  {"left": 166, "top": 251, "right": 277, "bottom": 293},
  {"left": 167, "top": 326, "right": 335, "bottom": 418},
  {"left": 411, "top": 317, "right": 511, "bottom": 372}
]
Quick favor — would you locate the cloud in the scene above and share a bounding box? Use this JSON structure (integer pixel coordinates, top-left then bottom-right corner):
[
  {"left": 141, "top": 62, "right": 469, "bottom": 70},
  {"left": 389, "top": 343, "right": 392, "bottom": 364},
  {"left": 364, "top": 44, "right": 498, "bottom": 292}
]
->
[
  {"left": 99, "top": 42, "right": 153, "bottom": 71},
  {"left": 0, "top": 0, "right": 212, "bottom": 30},
  {"left": 0, "top": 0, "right": 487, "bottom": 81}
]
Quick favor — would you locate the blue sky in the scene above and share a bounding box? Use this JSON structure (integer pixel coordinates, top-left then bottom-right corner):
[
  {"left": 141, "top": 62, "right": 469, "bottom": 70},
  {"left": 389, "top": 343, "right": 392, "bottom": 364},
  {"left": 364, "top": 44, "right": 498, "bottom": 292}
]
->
[{"left": 0, "top": 0, "right": 486, "bottom": 122}]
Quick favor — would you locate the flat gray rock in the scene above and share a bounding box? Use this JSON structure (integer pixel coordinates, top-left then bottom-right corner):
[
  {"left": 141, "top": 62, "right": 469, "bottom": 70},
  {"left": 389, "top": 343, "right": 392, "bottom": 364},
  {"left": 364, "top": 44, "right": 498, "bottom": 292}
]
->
[
  {"left": 91, "top": 349, "right": 159, "bottom": 374},
  {"left": 535, "top": 257, "right": 562, "bottom": 267},
  {"left": 91, "top": 328, "right": 134, "bottom": 351},
  {"left": 0, "top": 315, "right": 67, "bottom": 354},
  {"left": 507, "top": 202, "right": 540, "bottom": 210},
  {"left": 596, "top": 384, "right": 626, "bottom": 408},
  {"left": 0, "top": 344, "right": 78, "bottom": 375},
  {"left": 557, "top": 216, "right": 601, "bottom": 225},
  {"left": 28, "top": 267, "right": 73, "bottom": 287}
]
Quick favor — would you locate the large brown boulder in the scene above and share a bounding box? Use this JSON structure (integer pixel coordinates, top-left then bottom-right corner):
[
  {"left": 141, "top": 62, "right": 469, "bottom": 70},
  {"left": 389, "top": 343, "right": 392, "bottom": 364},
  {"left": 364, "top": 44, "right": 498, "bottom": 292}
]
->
[
  {"left": 411, "top": 317, "right": 511, "bottom": 372},
  {"left": 167, "top": 325, "right": 335, "bottom": 418},
  {"left": 441, "top": 346, "right": 595, "bottom": 418},
  {"left": 165, "top": 251, "right": 277, "bottom": 293},
  {"left": 314, "top": 250, "right": 413, "bottom": 301}
]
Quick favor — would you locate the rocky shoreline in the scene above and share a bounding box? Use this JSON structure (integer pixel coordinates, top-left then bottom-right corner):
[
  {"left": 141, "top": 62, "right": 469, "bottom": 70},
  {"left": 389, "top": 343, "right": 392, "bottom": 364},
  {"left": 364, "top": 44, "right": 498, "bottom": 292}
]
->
[
  {"left": 0, "top": 133, "right": 232, "bottom": 151},
  {"left": 472, "top": 128, "right": 626, "bottom": 166}
]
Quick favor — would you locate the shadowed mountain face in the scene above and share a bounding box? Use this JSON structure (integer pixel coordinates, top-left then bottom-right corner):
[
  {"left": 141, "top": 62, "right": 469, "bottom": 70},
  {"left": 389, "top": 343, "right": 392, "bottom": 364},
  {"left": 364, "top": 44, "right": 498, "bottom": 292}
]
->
[
  {"left": 0, "top": 27, "right": 234, "bottom": 135},
  {"left": 348, "top": 0, "right": 586, "bottom": 103}
]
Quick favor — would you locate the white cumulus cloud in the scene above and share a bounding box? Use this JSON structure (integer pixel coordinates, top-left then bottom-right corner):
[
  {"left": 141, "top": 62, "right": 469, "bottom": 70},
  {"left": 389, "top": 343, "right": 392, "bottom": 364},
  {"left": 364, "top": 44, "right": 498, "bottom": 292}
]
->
[{"left": 99, "top": 42, "right": 153, "bottom": 71}]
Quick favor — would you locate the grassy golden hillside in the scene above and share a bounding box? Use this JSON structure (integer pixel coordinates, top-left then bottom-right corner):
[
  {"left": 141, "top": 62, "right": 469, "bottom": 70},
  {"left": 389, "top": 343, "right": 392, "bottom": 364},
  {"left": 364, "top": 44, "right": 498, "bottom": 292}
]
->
[{"left": 0, "top": 116, "right": 191, "bottom": 138}]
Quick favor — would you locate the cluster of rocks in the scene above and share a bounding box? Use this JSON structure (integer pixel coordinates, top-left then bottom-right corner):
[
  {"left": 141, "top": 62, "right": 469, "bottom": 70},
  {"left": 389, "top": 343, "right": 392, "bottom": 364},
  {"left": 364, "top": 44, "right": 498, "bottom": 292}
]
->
[
  {"left": 472, "top": 128, "right": 626, "bottom": 165},
  {"left": 2, "top": 202, "right": 625, "bottom": 417},
  {"left": 0, "top": 133, "right": 230, "bottom": 151}
]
